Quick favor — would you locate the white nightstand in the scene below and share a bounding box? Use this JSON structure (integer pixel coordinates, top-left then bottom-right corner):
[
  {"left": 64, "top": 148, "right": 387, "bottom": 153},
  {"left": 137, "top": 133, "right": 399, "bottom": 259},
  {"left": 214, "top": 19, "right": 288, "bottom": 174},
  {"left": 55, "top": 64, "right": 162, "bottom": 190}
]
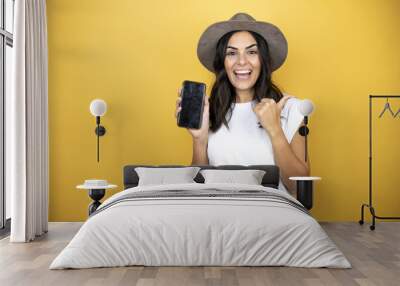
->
[
  {"left": 289, "top": 177, "right": 321, "bottom": 210},
  {"left": 77, "top": 180, "right": 117, "bottom": 215}
]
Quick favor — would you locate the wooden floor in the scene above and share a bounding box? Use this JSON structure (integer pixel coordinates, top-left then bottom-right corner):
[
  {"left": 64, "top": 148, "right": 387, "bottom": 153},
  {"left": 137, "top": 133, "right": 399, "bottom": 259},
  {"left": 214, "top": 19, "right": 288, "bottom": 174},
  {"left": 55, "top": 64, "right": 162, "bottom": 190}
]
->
[{"left": 0, "top": 222, "right": 399, "bottom": 286}]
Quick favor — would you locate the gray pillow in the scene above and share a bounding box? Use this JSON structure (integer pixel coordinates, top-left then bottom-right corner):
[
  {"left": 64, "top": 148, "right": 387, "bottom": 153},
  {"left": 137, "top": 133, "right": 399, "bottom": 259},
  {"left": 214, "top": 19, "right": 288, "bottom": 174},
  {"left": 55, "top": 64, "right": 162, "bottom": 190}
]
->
[
  {"left": 200, "top": 169, "right": 266, "bottom": 185},
  {"left": 135, "top": 167, "right": 201, "bottom": 186}
]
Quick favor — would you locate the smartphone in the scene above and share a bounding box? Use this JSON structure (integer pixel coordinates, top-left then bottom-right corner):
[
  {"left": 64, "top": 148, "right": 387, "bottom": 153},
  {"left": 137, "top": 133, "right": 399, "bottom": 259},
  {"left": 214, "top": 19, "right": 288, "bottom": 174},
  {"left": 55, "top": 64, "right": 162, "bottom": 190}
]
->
[{"left": 177, "top": 80, "right": 206, "bottom": 129}]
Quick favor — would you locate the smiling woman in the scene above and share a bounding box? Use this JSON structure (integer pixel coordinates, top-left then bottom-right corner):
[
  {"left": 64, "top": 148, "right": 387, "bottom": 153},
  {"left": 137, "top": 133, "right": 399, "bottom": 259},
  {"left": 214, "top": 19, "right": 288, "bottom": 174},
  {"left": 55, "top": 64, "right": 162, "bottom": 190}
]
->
[
  {"left": 209, "top": 29, "right": 282, "bottom": 131},
  {"left": 224, "top": 38, "right": 261, "bottom": 97},
  {"left": 175, "top": 13, "right": 310, "bottom": 196}
]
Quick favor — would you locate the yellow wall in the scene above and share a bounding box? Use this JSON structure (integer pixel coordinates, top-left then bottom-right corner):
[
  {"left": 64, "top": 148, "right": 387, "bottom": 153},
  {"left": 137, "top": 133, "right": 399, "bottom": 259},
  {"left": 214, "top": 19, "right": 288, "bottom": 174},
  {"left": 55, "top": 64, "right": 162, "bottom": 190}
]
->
[{"left": 47, "top": 0, "right": 400, "bottom": 221}]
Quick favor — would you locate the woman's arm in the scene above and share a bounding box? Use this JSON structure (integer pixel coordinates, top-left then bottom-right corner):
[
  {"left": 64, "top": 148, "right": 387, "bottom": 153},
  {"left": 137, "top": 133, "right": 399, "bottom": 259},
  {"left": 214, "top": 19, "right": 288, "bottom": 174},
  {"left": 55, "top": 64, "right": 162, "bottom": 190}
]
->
[
  {"left": 253, "top": 96, "right": 310, "bottom": 197},
  {"left": 175, "top": 90, "right": 210, "bottom": 165},
  {"left": 269, "top": 124, "right": 310, "bottom": 196},
  {"left": 191, "top": 138, "right": 209, "bottom": 165}
]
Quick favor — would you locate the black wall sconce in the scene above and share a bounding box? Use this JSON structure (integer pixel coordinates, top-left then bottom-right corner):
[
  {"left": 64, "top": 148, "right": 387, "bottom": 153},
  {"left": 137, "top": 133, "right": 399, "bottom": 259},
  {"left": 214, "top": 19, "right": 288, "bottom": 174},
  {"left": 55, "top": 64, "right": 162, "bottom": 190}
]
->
[
  {"left": 298, "top": 99, "right": 314, "bottom": 163},
  {"left": 290, "top": 99, "right": 321, "bottom": 211},
  {"left": 89, "top": 99, "right": 107, "bottom": 162}
]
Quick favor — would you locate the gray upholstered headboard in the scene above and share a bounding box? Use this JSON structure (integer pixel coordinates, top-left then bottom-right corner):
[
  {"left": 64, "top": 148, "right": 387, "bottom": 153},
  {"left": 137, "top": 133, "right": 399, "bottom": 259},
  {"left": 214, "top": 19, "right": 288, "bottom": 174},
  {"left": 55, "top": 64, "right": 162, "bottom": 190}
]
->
[{"left": 123, "top": 165, "right": 280, "bottom": 189}]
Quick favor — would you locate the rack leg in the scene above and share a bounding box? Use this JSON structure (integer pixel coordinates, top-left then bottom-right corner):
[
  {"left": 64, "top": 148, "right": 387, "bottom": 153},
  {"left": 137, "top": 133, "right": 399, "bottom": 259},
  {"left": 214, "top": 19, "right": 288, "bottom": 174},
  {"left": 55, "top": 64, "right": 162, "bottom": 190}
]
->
[
  {"left": 370, "top": 206, "right": 376, "bottom": 231},
  {"left": 359, "top": 204, "right": 366, "bottom": 225},
  {"left": 359, "top": 203, "right": 377, "bottom": 231}
]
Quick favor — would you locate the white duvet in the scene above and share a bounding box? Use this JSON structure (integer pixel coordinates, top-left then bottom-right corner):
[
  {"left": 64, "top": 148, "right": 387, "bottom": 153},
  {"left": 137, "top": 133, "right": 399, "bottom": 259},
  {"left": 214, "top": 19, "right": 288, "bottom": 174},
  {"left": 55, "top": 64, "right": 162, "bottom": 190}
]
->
[{"left": 50, "top": 183, "right": 351, "bottom": 269}]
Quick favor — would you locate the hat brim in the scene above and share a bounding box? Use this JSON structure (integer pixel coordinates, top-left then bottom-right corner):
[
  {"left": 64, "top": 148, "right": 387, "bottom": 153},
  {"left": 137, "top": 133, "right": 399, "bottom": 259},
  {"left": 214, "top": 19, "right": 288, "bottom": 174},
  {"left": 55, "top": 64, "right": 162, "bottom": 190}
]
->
[{"left": 197, "top": 20, "right": 288, "bottom": 72}]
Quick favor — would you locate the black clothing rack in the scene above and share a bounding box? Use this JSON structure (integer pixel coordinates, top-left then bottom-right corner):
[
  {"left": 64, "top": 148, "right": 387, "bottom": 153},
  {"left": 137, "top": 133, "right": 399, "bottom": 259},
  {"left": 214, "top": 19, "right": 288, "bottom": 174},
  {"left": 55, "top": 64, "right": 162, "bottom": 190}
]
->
[{"left": 359, "top": 95, "right": 400, "bottom": 230}]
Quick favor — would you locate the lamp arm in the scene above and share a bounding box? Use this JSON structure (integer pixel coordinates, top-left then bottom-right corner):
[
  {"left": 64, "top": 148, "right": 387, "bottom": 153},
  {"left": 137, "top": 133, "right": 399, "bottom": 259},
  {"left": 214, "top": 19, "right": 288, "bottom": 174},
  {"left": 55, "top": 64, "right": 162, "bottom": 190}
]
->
[
  {"left": 97, "top": 124, "right": 100, "bottom": 162},
  {"left": 305, "top": 128, "right": 308, "bottom": 162},
  {"left": 96, "top": 116, "right": 100, "bottom": 162},
  {"left": 298, "top": 116, "right": 309, "bottom": 162}
]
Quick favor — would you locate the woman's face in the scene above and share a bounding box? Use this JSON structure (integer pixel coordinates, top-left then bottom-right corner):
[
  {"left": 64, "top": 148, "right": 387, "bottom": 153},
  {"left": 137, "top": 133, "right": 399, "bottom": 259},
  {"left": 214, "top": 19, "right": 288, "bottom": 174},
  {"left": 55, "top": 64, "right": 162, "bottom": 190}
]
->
[{"left": 224, "top": 31, "right": 261, "bottom": 94}]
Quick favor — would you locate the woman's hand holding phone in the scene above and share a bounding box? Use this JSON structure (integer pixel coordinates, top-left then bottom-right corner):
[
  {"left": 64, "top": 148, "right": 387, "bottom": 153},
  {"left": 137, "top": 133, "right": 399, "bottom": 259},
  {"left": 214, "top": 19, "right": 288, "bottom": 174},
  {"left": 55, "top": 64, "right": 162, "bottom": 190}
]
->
[{"left": 175, "top": 87, "right": 209, "bottom": 144}]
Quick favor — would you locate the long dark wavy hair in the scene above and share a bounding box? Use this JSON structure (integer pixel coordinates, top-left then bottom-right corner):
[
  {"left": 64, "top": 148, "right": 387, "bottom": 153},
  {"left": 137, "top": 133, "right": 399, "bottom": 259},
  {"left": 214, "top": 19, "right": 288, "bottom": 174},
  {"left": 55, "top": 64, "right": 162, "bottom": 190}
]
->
[{"left": 209, "top": 30, "right": 284, "bottom": 132}]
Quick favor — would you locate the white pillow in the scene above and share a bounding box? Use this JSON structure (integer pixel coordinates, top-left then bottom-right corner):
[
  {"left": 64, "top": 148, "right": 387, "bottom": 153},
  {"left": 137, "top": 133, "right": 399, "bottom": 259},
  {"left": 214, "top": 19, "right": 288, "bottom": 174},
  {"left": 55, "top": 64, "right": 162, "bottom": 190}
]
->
[
  {"left": 200, "top": 169, "right": 266, "bottom": 185},
  {"left": 135, "top": 167, "right": 201, "bottom": 186}
]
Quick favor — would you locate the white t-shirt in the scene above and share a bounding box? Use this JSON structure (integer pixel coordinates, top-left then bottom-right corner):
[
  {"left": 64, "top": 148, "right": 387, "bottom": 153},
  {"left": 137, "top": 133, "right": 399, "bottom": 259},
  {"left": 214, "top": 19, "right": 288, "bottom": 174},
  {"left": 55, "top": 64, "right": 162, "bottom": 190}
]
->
[{"left": 207, "top": 96, "right": 304, "bottom": 193}]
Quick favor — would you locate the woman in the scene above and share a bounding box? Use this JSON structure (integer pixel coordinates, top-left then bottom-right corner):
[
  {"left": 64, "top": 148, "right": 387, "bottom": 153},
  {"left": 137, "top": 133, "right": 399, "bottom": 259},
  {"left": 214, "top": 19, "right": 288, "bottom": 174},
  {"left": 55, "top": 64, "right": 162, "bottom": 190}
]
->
[{"left": 175, "top": 13, "right": 310, "bottom": 196}]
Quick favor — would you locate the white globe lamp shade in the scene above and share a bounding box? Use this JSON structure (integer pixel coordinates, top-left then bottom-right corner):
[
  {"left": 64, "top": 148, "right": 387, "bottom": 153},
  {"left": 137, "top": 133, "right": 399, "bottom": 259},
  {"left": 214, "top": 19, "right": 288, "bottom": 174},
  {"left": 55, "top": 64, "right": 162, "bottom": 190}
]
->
[
  {"left": 90, "top": 99, "right": 107, "bottom": 117},
  {"left": 298, "top": 99, "right": 314, "bottom": 116}
]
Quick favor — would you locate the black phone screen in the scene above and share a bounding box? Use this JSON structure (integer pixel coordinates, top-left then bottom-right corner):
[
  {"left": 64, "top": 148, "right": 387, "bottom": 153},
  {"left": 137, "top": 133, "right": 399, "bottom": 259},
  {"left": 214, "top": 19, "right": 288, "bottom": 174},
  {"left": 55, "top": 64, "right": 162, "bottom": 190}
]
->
[{"left": 177, "top": 81, "right": 206, "bottom": 129}]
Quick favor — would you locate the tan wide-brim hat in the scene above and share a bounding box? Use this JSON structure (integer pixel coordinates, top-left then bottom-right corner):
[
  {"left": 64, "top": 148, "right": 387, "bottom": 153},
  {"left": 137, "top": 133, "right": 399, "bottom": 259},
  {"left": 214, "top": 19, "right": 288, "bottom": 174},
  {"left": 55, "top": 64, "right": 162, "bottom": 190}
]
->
[{"left": 197, "top": 13, "right": 288, "bottom": 73}]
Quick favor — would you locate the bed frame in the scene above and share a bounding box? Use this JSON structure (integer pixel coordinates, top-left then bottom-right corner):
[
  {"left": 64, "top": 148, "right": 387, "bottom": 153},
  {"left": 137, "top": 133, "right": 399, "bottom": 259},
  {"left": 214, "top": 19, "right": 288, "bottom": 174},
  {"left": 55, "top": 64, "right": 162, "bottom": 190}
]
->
[{"left": 123, "top": 165, "right": 280, "bottom": 189}]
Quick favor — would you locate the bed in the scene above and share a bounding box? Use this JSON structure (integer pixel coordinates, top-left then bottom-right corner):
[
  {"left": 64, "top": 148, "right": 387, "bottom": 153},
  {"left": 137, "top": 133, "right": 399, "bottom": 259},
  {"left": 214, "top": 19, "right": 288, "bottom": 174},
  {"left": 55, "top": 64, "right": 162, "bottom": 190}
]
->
[{"left": 50, "top": 165, "right": 351, "bottom": 269}]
